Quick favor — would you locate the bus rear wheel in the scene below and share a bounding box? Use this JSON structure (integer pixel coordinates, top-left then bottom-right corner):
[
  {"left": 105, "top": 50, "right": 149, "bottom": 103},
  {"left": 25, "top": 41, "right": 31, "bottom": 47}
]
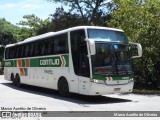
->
[
  {"left": 58, "top": 78, "right": 70, "bottom": 97},
  {"left": 15, "top": 74, "right": 21, "bottom": 87},
  {"left": 11, "top": 74, "right": 16, "bottom": 85}
]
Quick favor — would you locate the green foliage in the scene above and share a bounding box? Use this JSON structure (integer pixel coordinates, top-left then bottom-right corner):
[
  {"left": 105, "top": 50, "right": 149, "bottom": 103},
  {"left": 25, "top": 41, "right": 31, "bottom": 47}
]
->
[
  {"left": 0, "top": 19, "right": 17, "bottom": 73},
  {"left": 108, "top": 0, "right": 160, "bottom": 89},
  {"left": 0, "top": 18, "right": 20, "bottom": 40},
  {"left": 47, "top": 0, "right": 113, "bottom": 25},
  {"left": 50, "top": 7, "right": 88, "bottom": 31},
  {"left": 17, "top": 14, "right": 51, "bottom": 41},
  {"left": 0, "top": 18, "right": 17, "bottom": 53},
  {"left": 0, "top": 31, "right": 16, "bottom": 47}
]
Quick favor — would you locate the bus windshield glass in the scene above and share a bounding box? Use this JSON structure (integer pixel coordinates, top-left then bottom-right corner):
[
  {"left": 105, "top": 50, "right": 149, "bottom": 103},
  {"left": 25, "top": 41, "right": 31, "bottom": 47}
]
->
[
  {"left": 91, "top": 43, "right": 133, "bottom": 76},
  {"left": 88, "top": 29, "right": 128, "bottom": 43}
]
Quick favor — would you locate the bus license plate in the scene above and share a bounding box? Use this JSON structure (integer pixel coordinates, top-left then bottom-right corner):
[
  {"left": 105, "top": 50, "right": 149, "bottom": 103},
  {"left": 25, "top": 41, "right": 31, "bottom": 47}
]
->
[{"left": 114, "top": 88, "right": 121, "bottom": 91}]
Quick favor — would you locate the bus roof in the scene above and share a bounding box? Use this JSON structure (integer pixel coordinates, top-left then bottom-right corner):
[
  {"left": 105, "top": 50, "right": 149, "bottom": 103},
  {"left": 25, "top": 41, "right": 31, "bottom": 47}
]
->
[{"left": 6, "top": 26, "right": 124, "bottom": 48}]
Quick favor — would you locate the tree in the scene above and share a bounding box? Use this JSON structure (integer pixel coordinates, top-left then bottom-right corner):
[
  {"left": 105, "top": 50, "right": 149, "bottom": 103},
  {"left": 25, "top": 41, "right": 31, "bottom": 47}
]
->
[
  {"left": 0, "top": 19, "right": 18, "bottom": 74},
  {"left": 0, "top": 19, "right": 17, "bottom": 57},
  {"left": 47, "top": 0, "right": 114, "bottom": 25},
  {"left": 0, "top": 18, "right": 20, "bottom": 40},
  {"left": 108, "top": 0, "right": 160, "bottom": 89},
  {"left": 50, "top": 7, "right": 88, "bottom": 31},
  {"left": 18, "top": 14, "right": 44, "bottom": 31},
  {"left": 0, "top": 32, "right": 15, "bottom": 47},
  {"left": 17, "top": 14, "right": 51, "bottom": 40},
  {"left": 0, "top": 31, "right": 16, "bottom": 74}
]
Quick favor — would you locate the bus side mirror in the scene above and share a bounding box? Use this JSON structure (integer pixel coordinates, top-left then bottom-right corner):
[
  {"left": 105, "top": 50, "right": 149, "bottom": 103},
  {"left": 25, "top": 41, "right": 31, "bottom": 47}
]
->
[
  {"left": 129, "top": 42, "right": 142, "bottom": 58},
  {"left": 85, "top": 38, "right": 96, "bottom": 55}
]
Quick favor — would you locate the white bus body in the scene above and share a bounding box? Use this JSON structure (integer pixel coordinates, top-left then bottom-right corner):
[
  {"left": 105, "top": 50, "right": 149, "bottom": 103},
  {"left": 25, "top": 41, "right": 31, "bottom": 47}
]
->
[{"left": 4, "top": 26, "right": 142, "bottom": 96}]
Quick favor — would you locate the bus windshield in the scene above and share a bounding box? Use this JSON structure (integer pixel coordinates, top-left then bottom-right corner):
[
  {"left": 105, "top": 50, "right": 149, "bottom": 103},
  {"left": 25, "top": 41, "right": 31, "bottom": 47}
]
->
[
  {"left": 88, "top": 29, "right": 128, "bottom": 43},
  {"left": 91, "top": 43, "right": 133, "bottom": 76}
]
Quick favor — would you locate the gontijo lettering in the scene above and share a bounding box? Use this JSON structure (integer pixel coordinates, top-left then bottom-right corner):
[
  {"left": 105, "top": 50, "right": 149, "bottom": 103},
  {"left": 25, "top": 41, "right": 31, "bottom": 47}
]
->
[{"left": 40, "top": 59, "right": 60, "bottom": 66}]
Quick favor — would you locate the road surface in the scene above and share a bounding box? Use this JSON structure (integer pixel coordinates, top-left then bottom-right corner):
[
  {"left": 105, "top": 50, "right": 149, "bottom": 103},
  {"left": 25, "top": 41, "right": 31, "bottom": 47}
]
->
[
  {"left": 0, "top": 75, "right": 160, "bottom": 111},
  {"left": 0, "top": 75, "right": 160, "bottom": 119}
]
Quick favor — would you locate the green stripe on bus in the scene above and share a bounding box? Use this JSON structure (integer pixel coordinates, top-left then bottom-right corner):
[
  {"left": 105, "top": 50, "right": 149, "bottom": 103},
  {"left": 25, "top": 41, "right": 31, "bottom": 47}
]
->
[
  {"left": 64, "top": 55, "right": 69, "bottom": 67},
  {"left": 4, "top": 60, "right": 17, "bottom": 67},
  {"left": 4, "top": 55, "right": 69, "bottom": 67},
  {"left": 22, "top": 59, "right": 25, "bottom": 67},
  {"left": 24, "top": 68, "right": 28, "bottom": 76},
  {"left": 30, "top": 58, "right": 39, "bottom": 67}
]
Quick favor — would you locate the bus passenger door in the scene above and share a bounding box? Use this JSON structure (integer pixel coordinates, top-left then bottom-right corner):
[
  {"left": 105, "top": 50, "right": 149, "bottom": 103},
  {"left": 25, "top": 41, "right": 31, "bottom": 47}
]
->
[
  {"left": 70, "top": 30, "right": 90, "bottom": 95},
  {"left": 77, "top": 50, "right": 90, "bottom": 95}
]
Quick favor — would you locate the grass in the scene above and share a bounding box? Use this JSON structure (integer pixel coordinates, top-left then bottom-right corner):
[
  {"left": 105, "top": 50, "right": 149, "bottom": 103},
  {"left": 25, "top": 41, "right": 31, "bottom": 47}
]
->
[{"left": 133, "top": 89, "right": 160, "bottom": 95}]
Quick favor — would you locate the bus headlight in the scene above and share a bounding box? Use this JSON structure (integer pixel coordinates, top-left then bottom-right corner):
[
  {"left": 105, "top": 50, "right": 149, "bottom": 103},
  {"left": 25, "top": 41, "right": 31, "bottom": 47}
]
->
[
  {"left": 93, "top": 79, "right": 105, "bottom": 84},
  {"left": 128, "top": 78, "right": 134, "bottom": 83}
]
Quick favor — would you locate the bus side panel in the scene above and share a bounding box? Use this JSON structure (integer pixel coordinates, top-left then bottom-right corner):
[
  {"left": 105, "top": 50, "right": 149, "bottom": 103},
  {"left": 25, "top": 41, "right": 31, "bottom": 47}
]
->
[
  {"left": 78, "top": 76, "right": 91, "bottom": 95},
  {"left": 22, "top": 67, "right": 34, "bottom": 85},
  {"left": 53, "top": 67, "right": 79, "bottom": 94},
  {"left": 69, "top": 72, "right": 79, "bottom": 94},
  {"left": 32, "top": 67, "right": 55, "bottom": 89},
  {"left": 4, "top": 67, "right": 19, "bottom": 81},
  {"left": 4, "top": 67, "right": 9, "bottom": 80}
]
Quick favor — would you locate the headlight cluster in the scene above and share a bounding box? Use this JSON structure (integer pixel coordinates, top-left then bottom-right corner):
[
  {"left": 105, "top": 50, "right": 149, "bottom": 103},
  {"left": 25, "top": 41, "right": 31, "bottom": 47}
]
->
[
  {"left": 93, "top": 79, "right": 106, "bottom": 84},
  {"left": 128, "top": 78, "right": 134, "bottom": 83}
]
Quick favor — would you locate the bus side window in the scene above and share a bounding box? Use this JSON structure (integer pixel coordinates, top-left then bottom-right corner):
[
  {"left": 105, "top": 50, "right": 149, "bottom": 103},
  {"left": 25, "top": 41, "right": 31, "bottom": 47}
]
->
[
  {"left": 35, "top": 43, "right": 38, "bottom": 56},
  {"left": 54, "top": 38, "right": 58, "bottom": 54},
  {"left": 5, "top": 48, "right": 9, "bottom": 59},
  {"left": 10, "top": 47, "right": 13, "bottom": 59},
  {"left": 56, "top": 34, "right": 68, "bottom": 54},
  {"left": 13, "top": 47, "right": 17, "bottom": 58},
  {"left": 41, "top": 42, "right": 45, "bottom": 56},
  {"left": 22, "top": 46, "right": 25, "bottom": 58},
  {"left": 56, "top": 39, "right": 62, "bottom": 54},
  {"left": 7, "top": 48, "right": 9, "bottom": 59},
  {"left": 25, "top": 44, "right": 30, "bottom": 57},
  {"left": 16, "top": 47, "right": 19, "bottom": 58},
  {"left": 29, "top": 43, "right": 35, "bottom": 57},
  {"left": 40, "top": 41, "right": 44, "bottom": 56},
  {"left": 12, "top": 47, "right": 15, "bottom": 58},
  {"left": 45, "top": 41, "right": 49, "bottom": 55},
  {"left": 18, "top": 46, "right": 22, "bottom": 58},
  {"left": 35, "top": 42, "right": 41, "bottom": 56},
  {"left": 48, "top": 39, "right": 54, "bottom": 55},
  {"left": 10, "top": 48, "right": 12, "bottom": 59}
]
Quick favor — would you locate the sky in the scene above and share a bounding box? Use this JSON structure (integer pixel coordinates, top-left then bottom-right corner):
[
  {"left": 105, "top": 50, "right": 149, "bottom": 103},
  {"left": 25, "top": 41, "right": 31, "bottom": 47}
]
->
[{"left": 0, "top": 0, "right": 62, "bottom": 25}]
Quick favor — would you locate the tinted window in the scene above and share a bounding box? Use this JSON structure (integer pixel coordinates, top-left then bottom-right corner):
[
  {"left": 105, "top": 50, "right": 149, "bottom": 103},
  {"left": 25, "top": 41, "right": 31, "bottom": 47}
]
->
[
  {"left": 55, "top": 34, "right": 68, "bottom": 54},
  {"left": 5, "top": 33, "right": 68, "bottom": 59},
  {"left": 70, "top": 30, "right": 90, "bottom": 77},
  {"left": 35, "top": 41, "right": 43, "bottom": 56},
  {"left": 5, "top": 48, "right": 9, "bottom": 59},
  {"left": 25, "top": 44, "right": 30, "bottom": 57},
  {"left": 29, "top": 43, "right": 35, "bottom": 57}
]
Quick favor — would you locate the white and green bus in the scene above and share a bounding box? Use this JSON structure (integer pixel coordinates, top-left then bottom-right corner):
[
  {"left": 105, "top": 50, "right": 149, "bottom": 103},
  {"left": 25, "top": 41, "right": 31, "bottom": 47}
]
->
[{"left": 4, "top": 26, "right": 142, "bottom": 96}]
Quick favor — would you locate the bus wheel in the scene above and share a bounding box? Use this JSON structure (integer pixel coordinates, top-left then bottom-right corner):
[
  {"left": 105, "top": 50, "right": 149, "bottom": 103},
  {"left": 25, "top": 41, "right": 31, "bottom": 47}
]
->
[
  {"left": 11, "top": 74, "right": 16, "bottom": 85},
  {"left": 58, "top": 78, "right": 70, "bottom": 97},
  {"left": 15, "top": 74, "right": 21, "bottom": 87}
]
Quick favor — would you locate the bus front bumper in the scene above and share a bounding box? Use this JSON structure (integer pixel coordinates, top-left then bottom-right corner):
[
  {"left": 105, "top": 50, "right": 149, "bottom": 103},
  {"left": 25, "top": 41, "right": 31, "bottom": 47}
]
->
[{"left": 88, "top": 81, "right": 134, "bottom": 95}]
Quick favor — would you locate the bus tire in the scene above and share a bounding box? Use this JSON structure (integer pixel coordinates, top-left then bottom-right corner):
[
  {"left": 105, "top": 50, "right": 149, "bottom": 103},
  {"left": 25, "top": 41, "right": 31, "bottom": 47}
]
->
[
  {"left": 15, "top": 74, "right": 21, "bottom": 87},
  {"left": 58, "top": 77, "right": 70, "bottom": 97},
  {"left": 11, "top": 74, "right": 16, "bottom": 85}
]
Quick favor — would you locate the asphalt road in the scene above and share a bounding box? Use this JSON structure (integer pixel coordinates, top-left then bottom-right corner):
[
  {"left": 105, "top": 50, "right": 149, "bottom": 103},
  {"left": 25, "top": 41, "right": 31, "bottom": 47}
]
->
[{"left": 0, "top": 75, "right": 160, "bottom": 113}]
